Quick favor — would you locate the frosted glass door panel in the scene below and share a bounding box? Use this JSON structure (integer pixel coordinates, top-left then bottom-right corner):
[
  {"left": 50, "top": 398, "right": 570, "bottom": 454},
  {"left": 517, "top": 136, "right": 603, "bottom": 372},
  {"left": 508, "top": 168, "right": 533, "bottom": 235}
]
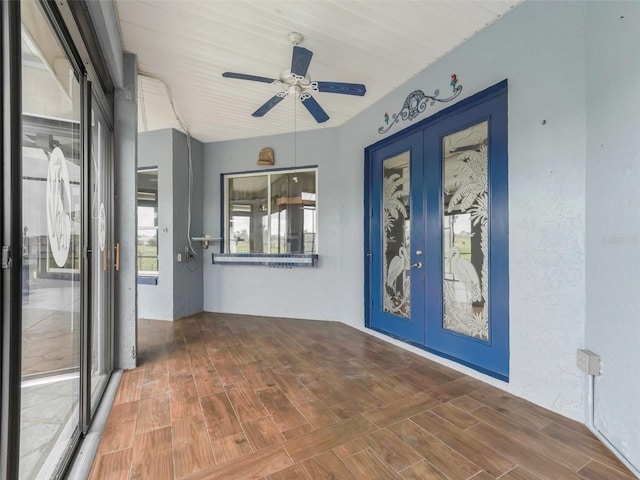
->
[
  {"left": 367, "top": 130, "right": 424, "bottom": 345},
  {"left": 442, "top": 122, "right": 489, "bottom": 340},
  {"left": 383, "top": 152, "right": 411, "bottom": 318}
]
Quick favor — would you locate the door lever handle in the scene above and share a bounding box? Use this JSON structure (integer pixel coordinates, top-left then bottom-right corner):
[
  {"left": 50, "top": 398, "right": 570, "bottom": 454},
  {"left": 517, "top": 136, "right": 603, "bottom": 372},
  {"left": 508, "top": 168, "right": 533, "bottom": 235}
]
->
[{"left": 410, "top": 261, "right": 423, "bottom": 269}]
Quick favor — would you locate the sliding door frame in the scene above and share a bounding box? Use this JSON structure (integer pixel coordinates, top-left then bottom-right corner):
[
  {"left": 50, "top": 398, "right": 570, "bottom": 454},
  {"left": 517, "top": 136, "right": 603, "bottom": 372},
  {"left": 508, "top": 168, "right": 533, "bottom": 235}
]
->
[
  {"left": 1, "top": 1, "right": 24, "bottom": 477},
  {"left": 80, "top": 78, "right": 93, "bottom": 435}
]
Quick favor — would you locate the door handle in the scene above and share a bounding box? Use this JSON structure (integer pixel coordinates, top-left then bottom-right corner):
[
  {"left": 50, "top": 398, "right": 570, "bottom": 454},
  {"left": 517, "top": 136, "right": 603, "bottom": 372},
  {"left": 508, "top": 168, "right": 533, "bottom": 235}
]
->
[
  {"left": 115, "top": 242, "right": 120, "bottom": 271},
  {"left": 411, "top": 261, "right": 423, "bottom": 269}
]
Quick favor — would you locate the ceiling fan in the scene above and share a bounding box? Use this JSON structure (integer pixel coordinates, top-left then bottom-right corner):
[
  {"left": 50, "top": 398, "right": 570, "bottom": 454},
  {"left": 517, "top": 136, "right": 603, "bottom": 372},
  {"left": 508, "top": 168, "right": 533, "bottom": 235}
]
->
[{"left": 222, "top": 32, "right": 366, "bottom": 123}]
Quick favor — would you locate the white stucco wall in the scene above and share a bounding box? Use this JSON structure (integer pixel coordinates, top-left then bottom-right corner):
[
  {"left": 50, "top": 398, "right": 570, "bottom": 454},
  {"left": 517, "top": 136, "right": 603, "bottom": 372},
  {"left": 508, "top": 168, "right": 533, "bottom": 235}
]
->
[
  {"left": 114, "top": 53, "right": 139, "bottom": 369},
  {"left": 138, "top": 129, "right": 204, "bottom": 321},
  {"left": 342, "top": 0, "right": 587, "bottom": 419},
  {"left": 172, "top": 130, "right": 205, "bottom": 320},
  {"left": 202, "top": 128, "right": 346, "bottom": 320},
  {"left": 585, "top": 1, "right": 640, "bottom": 470},
  {"left": 203, "top": 1, "right": 588, "bottom": 420}
]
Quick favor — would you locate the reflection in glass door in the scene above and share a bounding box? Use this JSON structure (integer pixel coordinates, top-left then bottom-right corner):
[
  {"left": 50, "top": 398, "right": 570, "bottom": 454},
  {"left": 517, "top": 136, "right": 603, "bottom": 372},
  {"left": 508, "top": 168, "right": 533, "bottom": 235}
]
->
[
  {"left": 442, "top": 122, "right": 489, "bottom": 340},
  {"left": 20, "top": 0, "right": 82, "bottom": 476},
  {"left": 90, "top": 100, "right": 113, "bottom": 413}
]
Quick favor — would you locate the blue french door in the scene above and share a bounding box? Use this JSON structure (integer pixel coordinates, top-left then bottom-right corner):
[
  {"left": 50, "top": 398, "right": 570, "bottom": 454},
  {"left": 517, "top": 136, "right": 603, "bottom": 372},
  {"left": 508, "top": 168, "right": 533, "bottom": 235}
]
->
[
  {"left": 366, "top": 81, "right": 509, "bottom": 380},
  {"left": 367, "top": 131, "right": 425, "bottom": 344}
]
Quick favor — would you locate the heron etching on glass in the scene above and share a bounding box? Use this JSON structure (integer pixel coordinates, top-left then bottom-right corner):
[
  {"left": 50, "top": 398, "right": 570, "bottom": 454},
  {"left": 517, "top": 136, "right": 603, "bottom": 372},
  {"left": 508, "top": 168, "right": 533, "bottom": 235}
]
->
[{"left": 447, "top": 246, "right": 481, "bottom": 305}]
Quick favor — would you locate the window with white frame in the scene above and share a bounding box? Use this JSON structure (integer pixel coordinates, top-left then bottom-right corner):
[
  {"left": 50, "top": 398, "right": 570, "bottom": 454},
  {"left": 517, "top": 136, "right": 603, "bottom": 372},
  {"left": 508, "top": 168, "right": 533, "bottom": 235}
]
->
[{"left": 224, "top": 167, "right": 317, "bottom": 254}]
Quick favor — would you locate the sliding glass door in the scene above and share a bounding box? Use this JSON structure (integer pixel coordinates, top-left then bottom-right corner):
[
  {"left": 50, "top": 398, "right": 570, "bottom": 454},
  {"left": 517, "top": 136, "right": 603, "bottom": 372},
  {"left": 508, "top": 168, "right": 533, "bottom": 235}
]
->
[
  {"left": 2, "top": 1, "right": 116, "bottom": 478},
  {"left": 20, "top": 1, "right": 82, "bottom": 475}
]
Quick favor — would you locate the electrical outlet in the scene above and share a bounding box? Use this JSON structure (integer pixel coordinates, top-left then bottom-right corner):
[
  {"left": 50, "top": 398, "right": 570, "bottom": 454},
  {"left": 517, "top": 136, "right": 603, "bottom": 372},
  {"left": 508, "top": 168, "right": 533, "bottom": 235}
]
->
[
  {"left": 177, "top": 253, "right": 182, "bottom": 262},
  {"left": 577, "top": 349, "right": 601, "bottom": 375}
]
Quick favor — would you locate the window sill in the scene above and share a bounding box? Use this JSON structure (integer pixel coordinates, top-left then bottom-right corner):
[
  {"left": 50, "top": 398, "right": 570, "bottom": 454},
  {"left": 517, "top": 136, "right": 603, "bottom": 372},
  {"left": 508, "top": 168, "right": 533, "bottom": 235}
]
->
[{"left": 212, "top": 253, "right": 318, "bottom": 267}]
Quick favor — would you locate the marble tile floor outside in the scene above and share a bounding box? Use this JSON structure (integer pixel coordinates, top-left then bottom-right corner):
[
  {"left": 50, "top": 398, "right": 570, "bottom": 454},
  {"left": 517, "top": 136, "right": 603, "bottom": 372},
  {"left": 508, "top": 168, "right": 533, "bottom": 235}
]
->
[
  {"left": 22, "top": 282, "right": 80, "bottom": 376},
  {"left": 89, "top": 313, "right": 635, "bottom": 480},
  {"left": 20, "top": 377, "right": 78, "bottom": 480},
  {"left": 19, "top": 282, "right": 81, "bottom": 479}
]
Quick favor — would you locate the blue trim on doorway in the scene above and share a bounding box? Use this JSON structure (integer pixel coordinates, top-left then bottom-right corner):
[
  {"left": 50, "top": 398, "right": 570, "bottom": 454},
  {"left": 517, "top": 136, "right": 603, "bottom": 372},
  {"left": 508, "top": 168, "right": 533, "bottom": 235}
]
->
[
  {"left": 364, "top": 80, "right": 510, "bottom": 381},
  {"left": 423, "top": 90, "right": 509, "bottom": 380},
  {"left": 364, "top": 151, "right": 372, "bottom": 329}
]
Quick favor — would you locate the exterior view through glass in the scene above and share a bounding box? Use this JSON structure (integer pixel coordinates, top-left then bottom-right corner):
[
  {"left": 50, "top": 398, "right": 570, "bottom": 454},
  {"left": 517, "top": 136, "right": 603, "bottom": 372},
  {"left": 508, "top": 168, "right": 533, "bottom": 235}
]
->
[
  {"left": 442, "top": 122, "right": 489, "bottom": 340},
  {"left": 226, "top": 168, "right": 317, "bottom": 254},
  {"left": 20, "top": 1, "right": 82, "bottom": 476}
]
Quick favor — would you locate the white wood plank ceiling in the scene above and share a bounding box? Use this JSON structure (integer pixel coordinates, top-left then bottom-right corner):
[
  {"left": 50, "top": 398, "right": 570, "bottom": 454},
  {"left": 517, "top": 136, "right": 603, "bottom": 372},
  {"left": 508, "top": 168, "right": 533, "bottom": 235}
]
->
[{"left": 115, "top": 0, "right": 522, "bottom": 143}]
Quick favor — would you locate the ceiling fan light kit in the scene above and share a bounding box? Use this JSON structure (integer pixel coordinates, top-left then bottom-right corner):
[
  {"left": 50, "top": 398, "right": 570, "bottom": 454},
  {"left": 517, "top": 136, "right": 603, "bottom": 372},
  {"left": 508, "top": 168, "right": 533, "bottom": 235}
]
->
[{"left": 222, "top": 32, "right": 366, "bottom": 123}]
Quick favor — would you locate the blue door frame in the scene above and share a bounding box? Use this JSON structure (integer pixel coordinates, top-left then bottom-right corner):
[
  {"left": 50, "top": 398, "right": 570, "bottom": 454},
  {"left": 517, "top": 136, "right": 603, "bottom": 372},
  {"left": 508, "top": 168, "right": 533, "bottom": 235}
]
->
[{"left": 365, "top": 80, "right": 509, "bottom": 381}]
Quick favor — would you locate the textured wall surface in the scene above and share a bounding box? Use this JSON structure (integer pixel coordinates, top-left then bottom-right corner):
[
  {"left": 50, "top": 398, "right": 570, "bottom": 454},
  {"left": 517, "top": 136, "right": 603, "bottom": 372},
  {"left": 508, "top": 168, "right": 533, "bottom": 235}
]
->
[
  {"left": 114, "top": 53, "right": 138, "bottom": 369},
  {"left": 585, "top": 1, "right": 640, "bottom": 470},
  {"left": 138, "top": 129, "right": 204, "bottom": 321},
  {"left": 172, "top": 130, "right": 204, "bottom": 319},
  {"left": 202, "top": 128, "right": 345, "bottom": 321},
  {"left": 202, "top": 1, "right": 591, "bottom": 421},
  {"left": 340, "top": 0, "right": 587, "bottom": 420}
]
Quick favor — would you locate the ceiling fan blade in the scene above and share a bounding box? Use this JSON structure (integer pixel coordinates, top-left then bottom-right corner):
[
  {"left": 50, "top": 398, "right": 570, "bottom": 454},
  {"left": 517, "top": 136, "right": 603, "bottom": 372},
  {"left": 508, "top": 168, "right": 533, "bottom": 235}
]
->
[
  {"left": 313, "top": 81, "right": 366, "bottom": 96},
  {"left": 291, "top": 46, "right": 313, "bottom": 78},
  {"left": 252, "top": 93, "right": 287, "bottom": 117},
  {"left": 300, "top": 93, "right": 329, "bottom": 123},
  {"left": 223, "top": 72, "right": 277, "bottom": 84}
]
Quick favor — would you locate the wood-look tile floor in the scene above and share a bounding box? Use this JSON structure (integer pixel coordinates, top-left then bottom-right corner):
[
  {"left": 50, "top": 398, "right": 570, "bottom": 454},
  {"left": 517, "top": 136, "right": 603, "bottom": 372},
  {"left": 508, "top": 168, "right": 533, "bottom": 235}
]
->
[{"left": 88, "top": 313, "right": 635, "bottom": 480}]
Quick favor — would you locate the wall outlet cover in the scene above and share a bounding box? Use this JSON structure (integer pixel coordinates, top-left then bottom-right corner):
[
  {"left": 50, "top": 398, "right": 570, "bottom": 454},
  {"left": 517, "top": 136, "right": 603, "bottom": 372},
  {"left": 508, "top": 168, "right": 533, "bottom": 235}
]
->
[{"left": 577, "top": 349, "right": 601, "bottom": 376}]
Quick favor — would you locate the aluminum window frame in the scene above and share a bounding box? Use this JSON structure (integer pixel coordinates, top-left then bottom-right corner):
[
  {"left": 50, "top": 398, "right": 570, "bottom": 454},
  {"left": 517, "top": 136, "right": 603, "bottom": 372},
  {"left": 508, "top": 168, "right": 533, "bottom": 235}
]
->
[{"left": 222, "top": 166, "right": 319, "bottom": 255}]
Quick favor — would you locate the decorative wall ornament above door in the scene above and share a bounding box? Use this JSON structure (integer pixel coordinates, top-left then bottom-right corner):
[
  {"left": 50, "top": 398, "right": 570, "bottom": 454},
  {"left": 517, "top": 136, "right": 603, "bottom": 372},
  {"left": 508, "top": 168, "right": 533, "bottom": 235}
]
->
[{"left": 378, "top": 74, "right": 462, "bottom": 134}]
